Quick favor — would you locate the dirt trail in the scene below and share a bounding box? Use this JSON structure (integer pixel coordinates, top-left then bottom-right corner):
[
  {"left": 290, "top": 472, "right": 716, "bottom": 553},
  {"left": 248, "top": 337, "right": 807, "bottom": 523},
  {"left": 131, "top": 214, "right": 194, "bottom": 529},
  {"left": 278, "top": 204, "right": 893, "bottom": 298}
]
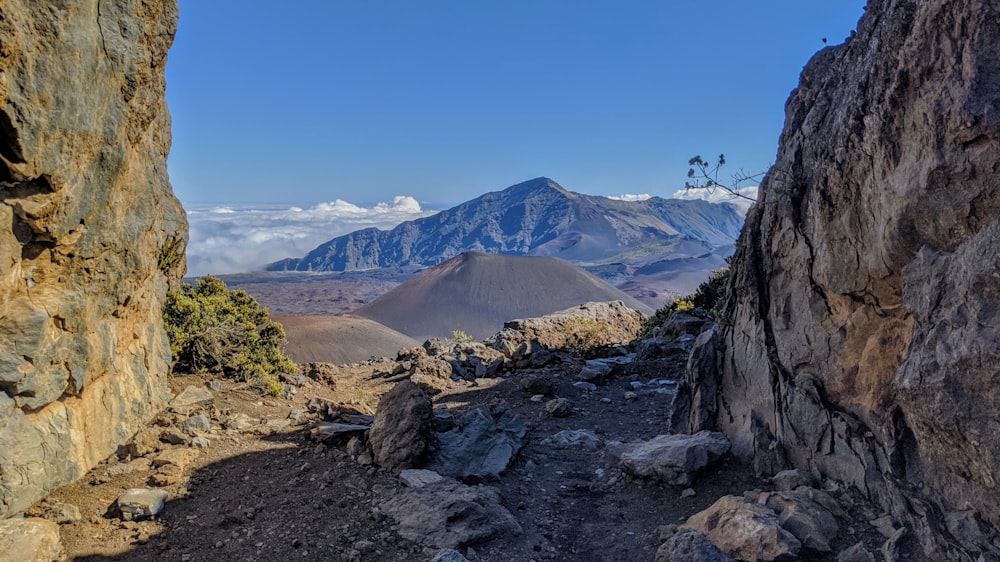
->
[{"left": 34, "top": 351, "right": 885, "bottom": 562}]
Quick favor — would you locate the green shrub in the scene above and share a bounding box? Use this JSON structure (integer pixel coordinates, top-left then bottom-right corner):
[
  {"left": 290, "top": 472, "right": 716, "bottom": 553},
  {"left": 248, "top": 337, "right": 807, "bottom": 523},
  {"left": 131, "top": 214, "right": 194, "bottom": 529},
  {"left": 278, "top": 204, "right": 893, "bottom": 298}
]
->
[
  {"left": 158, "top": 236, "right": 184, "bottom": 274},
  {"left": 163, "top": 276, "right": 295, "bottom": 395},
  {"left": 642, "top": 267, "right": 730, "bottom": 336},
  {"left": 449, "top": 330, "right": 476, "bottom": 345}
]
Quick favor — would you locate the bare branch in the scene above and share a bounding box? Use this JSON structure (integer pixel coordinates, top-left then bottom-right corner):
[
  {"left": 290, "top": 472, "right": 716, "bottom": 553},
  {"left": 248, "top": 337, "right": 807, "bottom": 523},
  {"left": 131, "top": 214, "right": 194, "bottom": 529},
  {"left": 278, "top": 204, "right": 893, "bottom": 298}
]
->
[{"left": 683, "top": 153, "right": 762, "bottom": 202}]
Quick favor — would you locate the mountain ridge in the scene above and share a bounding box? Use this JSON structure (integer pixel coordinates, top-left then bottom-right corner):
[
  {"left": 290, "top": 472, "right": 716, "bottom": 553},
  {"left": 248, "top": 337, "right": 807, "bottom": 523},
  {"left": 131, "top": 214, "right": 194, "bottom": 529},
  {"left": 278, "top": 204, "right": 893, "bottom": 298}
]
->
[{"left": 266, "top": 177, "right": 744, "bottom": 273}]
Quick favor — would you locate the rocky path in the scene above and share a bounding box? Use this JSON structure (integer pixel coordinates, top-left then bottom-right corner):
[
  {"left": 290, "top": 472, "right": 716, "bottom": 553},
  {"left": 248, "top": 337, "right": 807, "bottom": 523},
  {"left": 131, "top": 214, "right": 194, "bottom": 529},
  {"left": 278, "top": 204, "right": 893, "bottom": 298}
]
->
[
  {"left": 40, "top": 368, "right": 710, "bottom": 561},
  {"left": 25, "top": 310, "right": 896, "bottom": 562}
]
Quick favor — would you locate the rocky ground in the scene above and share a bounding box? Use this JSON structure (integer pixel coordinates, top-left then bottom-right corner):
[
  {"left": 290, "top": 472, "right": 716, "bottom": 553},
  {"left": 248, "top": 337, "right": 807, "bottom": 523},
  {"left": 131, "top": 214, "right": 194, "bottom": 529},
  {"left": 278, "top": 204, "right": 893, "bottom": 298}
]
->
[{"left": 23, "top": 305, "right": 899, "bottom": 562}]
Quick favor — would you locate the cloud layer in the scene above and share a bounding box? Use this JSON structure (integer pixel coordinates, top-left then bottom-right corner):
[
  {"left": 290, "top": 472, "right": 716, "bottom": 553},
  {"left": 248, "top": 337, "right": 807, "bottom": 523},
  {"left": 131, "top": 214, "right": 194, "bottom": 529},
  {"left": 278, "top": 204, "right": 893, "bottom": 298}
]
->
[
  {"left": 607, "top": 193, "right": 652, "bottom": 202},
  {"left": 671, "top": 185, "right": 758, "bottom": 214},
  {"left": 185, "top": 196, "right": 436, "bottom": 276},
  {"left": 185, "top": 190, "right": 755, "bottom": 277}
]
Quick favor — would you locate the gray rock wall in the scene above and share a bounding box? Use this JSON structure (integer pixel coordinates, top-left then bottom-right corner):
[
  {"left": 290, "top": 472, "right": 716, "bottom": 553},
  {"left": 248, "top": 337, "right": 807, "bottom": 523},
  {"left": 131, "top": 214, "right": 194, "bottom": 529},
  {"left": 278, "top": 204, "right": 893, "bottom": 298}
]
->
[
  {"left": 671, "top": 0, "right": 1000, "bottom": 558},
  {"left": 0, "top": 0, "right": 185, "bottom": 516}
]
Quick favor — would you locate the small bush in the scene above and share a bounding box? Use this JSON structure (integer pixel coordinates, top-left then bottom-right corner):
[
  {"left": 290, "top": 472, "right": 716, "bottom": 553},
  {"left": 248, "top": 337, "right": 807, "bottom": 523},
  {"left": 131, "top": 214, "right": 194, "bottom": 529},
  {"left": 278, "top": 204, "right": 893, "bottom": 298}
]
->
[
  {"left": 642, "top": 267, "right": 730, "bottom": 336},
  {"left": 163, "top": 276, "right": 295, "bottom": 395},
  {"left": 449, "top": 330, "right": 476, "bottom": 345},
  {"left": 158, "top": 236, "right": 184, "bottom": 274},
  {"left": 559, "top": 315, "right": 609, "bottom": 357}
]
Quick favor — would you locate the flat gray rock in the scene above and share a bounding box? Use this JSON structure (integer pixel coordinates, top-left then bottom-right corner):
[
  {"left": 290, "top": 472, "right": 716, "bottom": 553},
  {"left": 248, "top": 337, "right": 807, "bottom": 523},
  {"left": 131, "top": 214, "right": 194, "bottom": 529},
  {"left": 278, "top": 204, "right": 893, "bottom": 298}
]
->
[
  {"left": 430, "top": 548, "right": 471, "bottom": 562},
  {"left": 181, "top": 414, "right": 211, "bottom": 433},
  {"left": 400, "top": 469, "right": 444, "bottom": 488},
  {"left": 608, "top": 430, "right": 730, "bottom": 486},
  {"left": 169, "top": 385, "right": 214, "bottom": 410},
  {"left": 310, "top": 422, "right": 370, "bottom": 443},
  {"left": 380, "top": 478, "right": 521, "bottom": 549},
  {"left": 577, "top": 356, "right": 632, "bottom": 382},
  {"left": 540, "top": 429, "right": 603, "bottom": 451},
  {"left": 428, "top": 408, "right": 525, "bottom": 481},
  {"left": 116, "top": 488, "right": 168, "bottom": 521}
]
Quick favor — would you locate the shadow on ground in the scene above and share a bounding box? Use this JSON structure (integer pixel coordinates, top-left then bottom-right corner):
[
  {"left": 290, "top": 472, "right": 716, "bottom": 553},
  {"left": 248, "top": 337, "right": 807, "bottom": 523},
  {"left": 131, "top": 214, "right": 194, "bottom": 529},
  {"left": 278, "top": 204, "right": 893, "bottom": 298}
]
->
[{"left": 75, "top": 428, "right": 424, "bottom": 561}]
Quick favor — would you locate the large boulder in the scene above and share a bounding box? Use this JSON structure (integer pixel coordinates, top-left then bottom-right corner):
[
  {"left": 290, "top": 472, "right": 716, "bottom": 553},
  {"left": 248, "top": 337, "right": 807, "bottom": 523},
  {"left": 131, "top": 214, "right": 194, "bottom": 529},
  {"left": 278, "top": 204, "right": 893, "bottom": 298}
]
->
[
  {"left": 757, "top": 488, "right": 844, "bottom": 553},
  {"left": 655, "top": 530, "right": 734, "bottom": 562},
  {"left": 607, "top": 431, "right": 730, "bottom": 486},
  {"left": 368, "top": 381, "right": 434, "bottom": 472},
  {"left": 684, "top": 488, "right": 845, "bottom": 560},
  {"left": 0, "top": 517, "right": 62, "bottom": 562},
  {"left": 685, "top": 495, "right": 802, "bottom": 562},
  {"left": 0, "top": 1, "right": 186, "bottom": 516},
  {"left": 670, "top": 0, "right": 1000, "bottom": 557},
  {"left": 490, "top": 301, "right": 645, "bottom": 357}
]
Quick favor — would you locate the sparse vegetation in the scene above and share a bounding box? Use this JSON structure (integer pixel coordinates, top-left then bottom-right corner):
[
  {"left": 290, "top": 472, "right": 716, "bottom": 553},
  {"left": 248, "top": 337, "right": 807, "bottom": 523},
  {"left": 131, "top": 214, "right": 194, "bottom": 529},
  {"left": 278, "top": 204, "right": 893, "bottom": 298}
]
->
[
  {"left": 558, "top": 314, "right": 610, "bottom": 356},
  {"left": 162, "top": 275, "right": 296, "bottom": 395},
  {"left": 449, "top": 330, "right": 476, "bottom": 345},
  {"left": 158, "top": 236, "right": 184, "bottom": 274},
  {"left": 642, "top": 266, "right": 731, "bottom": 336}
]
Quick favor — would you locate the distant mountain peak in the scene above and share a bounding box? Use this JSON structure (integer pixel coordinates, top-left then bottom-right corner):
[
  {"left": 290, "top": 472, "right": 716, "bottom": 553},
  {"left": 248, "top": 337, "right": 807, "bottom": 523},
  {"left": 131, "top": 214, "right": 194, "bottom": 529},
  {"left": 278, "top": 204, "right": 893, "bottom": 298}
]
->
[
  {"left": 501, "top": 177, "right": 571, "bottom": 198},
  {"left": 266, "top": 177, "right": 745, "bottom": 273},
  {"left": 355, "top": 251, "right": 652, "bottom": 340}
]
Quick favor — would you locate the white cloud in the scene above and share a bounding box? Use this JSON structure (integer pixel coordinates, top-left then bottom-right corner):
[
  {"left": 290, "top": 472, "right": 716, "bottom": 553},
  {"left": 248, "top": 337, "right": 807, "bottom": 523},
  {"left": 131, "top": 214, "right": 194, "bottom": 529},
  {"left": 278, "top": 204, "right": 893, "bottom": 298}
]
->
[
  {"left": 607, "top": 193, "right": 652, "bottom": 201},
  {"left": 184, "top": 196, "right": 436, "bottom": 276},
  {"left": 671, "top": 185, "right": 758, "bottom": 214}
]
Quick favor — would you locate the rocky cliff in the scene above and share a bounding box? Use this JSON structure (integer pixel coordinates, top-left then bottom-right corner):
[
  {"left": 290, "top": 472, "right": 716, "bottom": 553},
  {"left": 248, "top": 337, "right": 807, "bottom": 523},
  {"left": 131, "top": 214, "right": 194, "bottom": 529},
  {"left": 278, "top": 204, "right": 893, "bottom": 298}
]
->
[
  {"left": 0, "top": 1, "right": 185, "bottom": 516},
  {"left": 671, "top": 1, "right": 1000, "bottom": 559}
]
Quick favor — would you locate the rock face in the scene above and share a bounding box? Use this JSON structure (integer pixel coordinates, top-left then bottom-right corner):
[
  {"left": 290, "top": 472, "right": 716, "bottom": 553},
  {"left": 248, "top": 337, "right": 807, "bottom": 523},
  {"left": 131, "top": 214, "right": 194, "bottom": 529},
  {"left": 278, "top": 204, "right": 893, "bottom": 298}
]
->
[
  {"left": 0, "top": 1, "right": 186, "bottom": 516},
  {"left": 670, "top": 0, "right": 1000, "bottom": 557}
]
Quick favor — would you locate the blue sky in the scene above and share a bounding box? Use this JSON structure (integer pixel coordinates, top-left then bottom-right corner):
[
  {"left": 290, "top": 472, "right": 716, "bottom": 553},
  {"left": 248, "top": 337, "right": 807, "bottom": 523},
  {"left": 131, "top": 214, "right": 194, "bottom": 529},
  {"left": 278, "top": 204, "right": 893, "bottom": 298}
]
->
[{"left": 166, "top": 1, "right": 867, "bottom": 207}]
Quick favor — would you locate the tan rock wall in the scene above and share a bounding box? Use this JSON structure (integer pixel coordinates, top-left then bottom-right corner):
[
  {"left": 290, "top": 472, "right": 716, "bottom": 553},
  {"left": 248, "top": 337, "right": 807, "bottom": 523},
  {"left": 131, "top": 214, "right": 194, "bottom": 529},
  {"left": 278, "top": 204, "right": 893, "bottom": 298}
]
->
[
  {"left": 0, "top": 0, "right": 185, "bottom": 516},
  {"left": 672, "top": 0, "right": 1000, "bottom": 558}
]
